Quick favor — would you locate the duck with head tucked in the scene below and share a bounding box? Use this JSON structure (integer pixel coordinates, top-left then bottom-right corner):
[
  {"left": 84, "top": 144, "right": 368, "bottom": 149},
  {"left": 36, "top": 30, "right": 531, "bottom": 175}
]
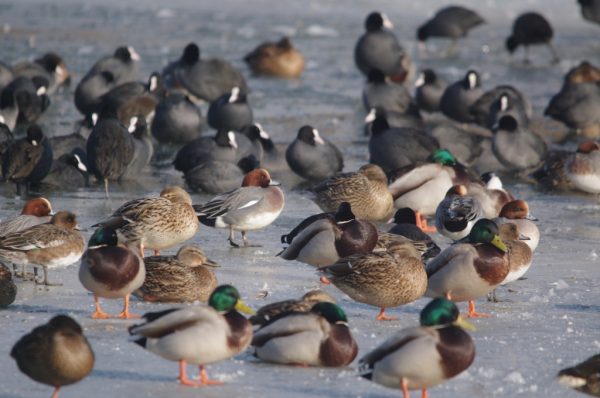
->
[
  {"left": 129, "top": 285, "right": 254, "bottom": 387},
  {"left": 319, "top": 240, "right": 427, "bottom": 321},
  {"left": 0, "top": 211, "right": 84, "bottom": 286},
  {"left": 0, "top": 197, "right": 53, "bottom": 237},
  {"left": 426, "top": 218, "right": 509, "bottom": 317},
  {"left": 311, "top": 164, "right": 393, "bottom": 222},
  {"left": 279, "top": 202, "right": 378, "bottom": 267},
  {"left": 134, "top": 244, "right": 218, "bottom": 303},
  {"left": 250, "top": 289, "right": 336, "bottom": 326},
  {"left": 93, "top": 186, "right": 199, "bottom": 257},
  {"left": 435, "top": 185, "right": 484, "bottom": 241},
  {"left": 194, "top": 168, "right": 284, "bottom": 247},
  {"left": 11, "top": 315, "right": 95, "bottom": 398},
  {"left": 79, "top": 227, "right": 145, "bottom": 319},
  {"left": 359, "top": 297, "right": 475, "bottom": 398},
  {"left": 252, "top": 302, "right": 358, "bottom": 367},
  {"left": 557, "top": 353, "right": 600, "bottom": 397},
  {"left": 244, "top": 37, "right": 305, "bottom": 78}
]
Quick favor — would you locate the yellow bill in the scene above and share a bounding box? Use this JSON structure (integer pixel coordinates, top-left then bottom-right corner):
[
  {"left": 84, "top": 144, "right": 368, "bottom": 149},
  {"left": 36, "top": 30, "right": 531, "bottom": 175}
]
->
[
  {"left": 235, "top": 300, "right": 255, "bottom": 315},
  {"left": 454, "top": 315, "right": 476, "bottom": 331},
  {"left": 491, "top": 234, "right": 508, "bottom": 252}
]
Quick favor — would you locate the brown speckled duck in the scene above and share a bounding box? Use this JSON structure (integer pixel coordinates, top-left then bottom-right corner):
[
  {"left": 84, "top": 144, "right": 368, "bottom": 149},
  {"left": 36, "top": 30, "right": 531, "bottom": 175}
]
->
[
  {"left": 0, "top": 263, "right": 16, "bottom": 307},
  {"left": 250, "top": 289, "right": 336, "bottom": 326},
  {"left": 244, "top": 37, "right": 305, "bottom": 78},
  {"left": 311, "top": 164, "right": 393, "bottom": 222},
  {"left": 11, "top": 315, "right": 95, "bottom": 398},
  {"left": 279, "top": 202, "right": 378, "bottom": 267},
  {"left": 79, "top": 227, "right": 145, "bottom": 319},
  {"left": 93, "top": 186, "right": 199, "bottom": 256},
  {"left": 134, "top": 244, "right": 218, "bottom": 303},
  {"left": 320, "top": 240, "right": 427, "bottom": 321}
]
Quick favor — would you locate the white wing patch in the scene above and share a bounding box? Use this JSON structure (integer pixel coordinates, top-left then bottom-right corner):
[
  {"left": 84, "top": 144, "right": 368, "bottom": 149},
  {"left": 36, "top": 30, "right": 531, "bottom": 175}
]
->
[{"left": 238, "top": 199, "right": 259, "bottom": 210}]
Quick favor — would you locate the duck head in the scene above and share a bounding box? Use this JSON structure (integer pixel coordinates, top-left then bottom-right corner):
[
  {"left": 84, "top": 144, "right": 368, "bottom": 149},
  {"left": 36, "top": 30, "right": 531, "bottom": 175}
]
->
[
  {"left": 88, "top": 227, "right": 118, "bottom": 248},
  {"left": 365, "top": 11, "right": 393, "bottom": 32},
  {"left": 160, "top": 186, "right": 193, "bottom": 205},
  {"left": 21, "top": 197, "right": 53, "bottom": 217},
  {"left": 499, "top": 200, "right": 537, "bottom": 221},
  {"left": 209, "top": 285, "right": 254, "bottom": 314},
  {"left": 467, "top": 219, "right": 507, "bottom": 252},
  {"left": 311, "top": 302, "right": 348, "bottom": 325},
  {"left": 420, "top": 297, "right": 475, "bottom": 330},
  {"left": 242, "top": 168, "right": 279, "bottom": 188}
]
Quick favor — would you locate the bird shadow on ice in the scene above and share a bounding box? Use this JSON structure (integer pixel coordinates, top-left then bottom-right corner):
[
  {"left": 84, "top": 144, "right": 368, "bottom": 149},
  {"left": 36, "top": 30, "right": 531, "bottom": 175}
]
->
[
  {"left": 555, "top": 303, "right": 600, "bottom": 312},
  {"left": 91, "top": 368, "right": 173, "bottom": 383},
  {"left": 8, "top": 304, "right": 88, "bottom": 316}
]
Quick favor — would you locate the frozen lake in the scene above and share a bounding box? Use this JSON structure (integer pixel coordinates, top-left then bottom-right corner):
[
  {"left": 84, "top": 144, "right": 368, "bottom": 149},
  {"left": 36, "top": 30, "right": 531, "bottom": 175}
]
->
[{"left": 0, "top": 0, "right": 599, "bottom": 397}]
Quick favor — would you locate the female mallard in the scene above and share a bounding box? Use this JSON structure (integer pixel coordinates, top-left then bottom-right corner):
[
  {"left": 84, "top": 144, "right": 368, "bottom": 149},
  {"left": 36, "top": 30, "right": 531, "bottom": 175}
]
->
[
  {"left": 435, "top": 185, "right": 484, "bottom": 241},
  {"left": 493, "top": 199, "right": 539, "bottom": 251},
  {"left": 311, "top": 164, "right": 393, "bottom": 222},
  {"left": 129, "top": 285, "right": 254, "bottom": 387},
  {"left": 0, "top": 211, "right": 85, "bottom": 286},
  {"left": 558, "top": 353, "right": 600, "bottom": 397},
  {"left": 244, "top": 37, "right": 305, "bottom": 78},
  {"left": 79, "top": 227, "right": 145, "bottom": 319},
  {"left": 93, "top": 186, "right": 199, "bottom": 256},
  {"left": 11, "top": 315, "right": 95, "bottom": 398},
  {"left": 134, "top": 244, "right": 218, "bottom": 303},
  {"left": 319, "top": 240, "right": 427, "bottom": 321},
  {"left": 250, "top": 289, "right": 336, "bottom": 326},
  {"left": 388, "top": 149, "right": 479, "bottom": 230},
  {"left": 359, "top": 297, "right": 475, "bottom": 398},
  {"left": 252, "top": 302, "right": 357, "bottom": 367},
  {"left": 279, "top": 202, "right": 378, "bottom": 267},
  {"left": 0, "top": 263, "right": 16, "bottom": 307},
  {"left": 426, "top": 219, "right": 509, "bottom": 317}
]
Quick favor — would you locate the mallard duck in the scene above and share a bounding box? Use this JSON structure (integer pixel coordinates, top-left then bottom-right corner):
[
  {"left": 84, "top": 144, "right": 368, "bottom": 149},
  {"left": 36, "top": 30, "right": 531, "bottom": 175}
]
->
[
  {"left": 250, "top": 289, "right": 336, "bottom": 326},
  {"left": 0, "top": 197, "right": 53, "bottom": 236},
  {"left": 279, "top": 202, "right": 378, "bottom": 267},
  {"left": 435, "top": 185, "right": 484, "bottom": 241},
  {"left": 311, "top": 164, "right": 393, "bottom": 222},
  {"left": 134, "top": 244, "right": 218, "bottom": 303},
  {"left": 194, "top": 168, "right": 285, "bottom": 247},
  {"left": 388, "top": 149, "right": 479, "bottom": 228},
  {"left": 252, "top": 302, "right": 358, "bottom": 366},
  {"left": 359, "top": 297, "right": 475, "bottom": 397},
  {"left": 79, "top": 227, "right": 145, "bottom": 319},
  {"left": 493, "top": 199, "right": 539, "bottom": 251},
  {"left": 244, "top": 37, "right": 305, "bottom": 78},
  {"left": 0, "top": 263, "right": 16, "bottom": 307},
  {"left": 558, "top": 353, "right": 600, "bottom": 397},
  {"left": 0, "top": 211, "right": 84, "bottom": 286},
  {"left": 319, "top": 240, "right": 427, "bottom": 321},
  {"left": 387, "top": 208, "right": 441, "bottom": 260},
  {"left": 426, "top": 219, "right": 509, "bottom": 317},
  {"left": 129, "top": 285, "right": 253, "bottom": 387},
  {"left": 93, "top": 186, "right": 199, "bottom": 256},
  {"left": 11, "top": 315, "right": 95, "bottom": 398}
]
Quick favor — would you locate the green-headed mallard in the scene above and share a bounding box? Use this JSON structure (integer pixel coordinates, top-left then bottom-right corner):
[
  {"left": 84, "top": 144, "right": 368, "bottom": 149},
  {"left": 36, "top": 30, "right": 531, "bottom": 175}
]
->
[
  {"left": 426, "top": 218, "right": 509, "bottom": 317},
  {"left": 0, "top": 211, "right": 85, "bottom": 286},
  {"left": 93, "top": 186, "right": 198, "bottom": 256},
  {"left": 558, "top": 353, "right": 600, "bottom": 397},
  {"left": 319, "top": 240, "right": 427, "bottom": 321},
  {"left": 79, "top": 227, "right": 145, "bottom": 319},
  {"left": 311, "top": 164, "right": 393, "bottom": 222},
  {"left": 252, "top": 302, "right": 357, "bottom": 366},
  {"left": 11, "top": 315, "right": 94, "bottom": 398},
  {"left": 134, "top": 244, "right": 218, "bottom": 303},
  {"left": 359, "top": 297, "right": 475, "bottom": 397},
  {"left": 250, "top": 289, "right": 336, "bottom": 326},
  {"left": 128, "top": 285, "right": 253, "bottom": 387},
  {"left": 279, "top": 202, "right": 378, "bottom": 267}
]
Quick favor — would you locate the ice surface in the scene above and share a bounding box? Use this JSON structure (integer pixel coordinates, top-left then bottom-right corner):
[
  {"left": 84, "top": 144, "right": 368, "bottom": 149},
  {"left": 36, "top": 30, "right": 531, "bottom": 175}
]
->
[{"left": 0, "top": 0, "right": 599, "bottom": 397}]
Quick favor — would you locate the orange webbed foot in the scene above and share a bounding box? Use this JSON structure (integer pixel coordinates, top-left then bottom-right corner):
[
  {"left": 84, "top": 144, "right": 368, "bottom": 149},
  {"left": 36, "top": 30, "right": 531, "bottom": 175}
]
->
[
  {"left": 466, "top": 301, "right": 492, "bottom": 318},
  {"left": 91, "top": 310, "right": 112, "bottom": 319},
  {"left": 199, "top": 367, "right": 224, "bottom": 386},
  {"left": 319, "top": 276, "right": 331, "bottom": 285},
  {"left": 375, "top": 308, "right": 398, "bottom": 321},
  {"left": 415, "top": 212, "right": 436, "bottom": 233}
]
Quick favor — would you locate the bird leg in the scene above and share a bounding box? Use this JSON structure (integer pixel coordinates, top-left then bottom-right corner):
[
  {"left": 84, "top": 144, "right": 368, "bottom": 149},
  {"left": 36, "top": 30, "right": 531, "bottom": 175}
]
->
[
  {"left": 35, "top": 267, "right": 62, "bottom": 286},
  {"left": 178, "top": 360, "right": 203, "bottom": 387},
  {"left": 375, "top": 308, "right": 398, "bottom": 321},
  {"left": 548, "top": 43, "right": 560, "bottom": 64},
  {"left": 421, "top": 389, "right": 429, "bottom": 398},
  {"left": 523, "top": 46, "right": 530, "bottom": 65},
  {"left": 116, "top": 295, "right": 140, "bottom": 319},
  {"left": 401, "top": 378, "right": 410, "bottom": 398},
  {"left": 104, "top": 178, "right": 110, "bottom": 199},
  {"left": 446, "top": 39, "right": 457, "bottom": 57},
  {"left": 153, "top": 249, "right": 160, "bottom": 256},
  {"left": 242, "top": 231, "right": 261, "bottom": 247},
  {"left": 445, "top": 292, "right": 452, "bottom": 300},
  {"left": 467, "top": 300, "right": 491, "bottom": 318},
  {"left": 198, "top": 365, "right": 223, "bottom": 385},
  {"left": 139, "top": 244, "right": 145, "bottom": 258},
  {"left": 319, "top": 276, "right": 332, "bottom": 285},
  {"left": 487, "top": 289, "right": 499, "bottom": 302},
  {"left": 228, "top": 227, "right": 240, "bottom": 248},
  {"left": 51, "top": 386, "right": 60, "bottom": 398},
  {"left": 91, "top": 295, "right": 112, "bottom": 319},
  {"left": 415, "top": 211, "right": 436, "bottom": 233}
]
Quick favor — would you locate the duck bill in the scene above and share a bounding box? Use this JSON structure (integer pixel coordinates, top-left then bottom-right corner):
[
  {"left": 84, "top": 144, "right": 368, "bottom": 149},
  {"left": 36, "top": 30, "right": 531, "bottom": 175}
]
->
[
  {"left": 518, "top": 234, "right": 530, "bottom": 241},
  {"left": 491, "top": 235, "right": 508, "bottom": 252},
  {"left": 454, "top": 315, "right": 476, "bottom": 331},
  {"left": 269, "top": 179, "right": 281, "bottom": 186},
  {"left": 525, "top": 214, "right": 538, "bottom": 221},
  {"left": 235, "top": 300, "right": 255, "bottom": 315},
  {"left": 204, "top": 257, "right": 220, "bottom": 268}
]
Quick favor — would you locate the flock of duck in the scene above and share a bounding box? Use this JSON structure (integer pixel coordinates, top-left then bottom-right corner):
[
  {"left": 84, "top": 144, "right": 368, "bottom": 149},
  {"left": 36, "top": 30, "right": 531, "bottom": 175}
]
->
[{"left": 1, "top": 2, "right": 600, "bottom": 398}]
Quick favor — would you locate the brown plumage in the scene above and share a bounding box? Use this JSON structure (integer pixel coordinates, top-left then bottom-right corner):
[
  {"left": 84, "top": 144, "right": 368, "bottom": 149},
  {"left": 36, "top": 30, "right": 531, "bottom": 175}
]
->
[
  {"left": 134, "top": 244, "right": 218, "bottom": 302},
  {"left": 0, "top": 263, "right": 16, "bottom": 307},
  {"left": 320, "top": 240, "right": 427, "bottom": 320},
  {"left": 311, "top": 164, "right": 393, "bottom": 221},
  {"left": 11, "top": 315, "right": 94, "bottom": 398},
  {"left": 250, "top": 290, "right": 336, "bottom": 325},
  {"left": 244, "top": 37, "right": 305, "bottom": 78}
]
